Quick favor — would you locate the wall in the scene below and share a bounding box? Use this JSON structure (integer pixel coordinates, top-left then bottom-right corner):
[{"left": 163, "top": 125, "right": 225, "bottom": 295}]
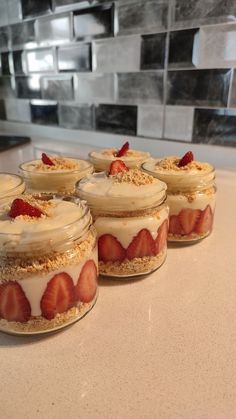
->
[{"left": 0, "top": 0, "right": 236, "bottom": 148}]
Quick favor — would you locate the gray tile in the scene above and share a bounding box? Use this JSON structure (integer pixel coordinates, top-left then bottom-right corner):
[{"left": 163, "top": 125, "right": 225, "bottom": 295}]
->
[
  {"left": 137, "top": 105, "right": 163, "bottom": 138},
  {"left": 41, "top": 76, "right": 74, "bottom": 100},
  {"left": 73, "top": 4, "right": 114, "bottom": 40},
  {"left": 15, "top": 76, "right": 41, "bottom": 99},
  {"left": 164, "top": 106, "right": 194, "bottom": 141},
  {"left": 7, "top": 0, "right": 22, "bottom": 24},
  {"left": 94, "top": 36, "right": 141, "bottom": 72},
  {"left": 95, "top": 104, "right": 137, "bottom": 135},
  {"left": 229, "top": 70, "right": 236, "bottom": 107},
  {"left": 10, "top": 21, "right": 36, "bottom": 48},
  {"left": 36, "top": 13, "right": 71, "bottom": 46},
  {"left": 58, "top": 43, "right": 91, "bottom": 72},
  {"left": 169, "top": 29, "right": 199, "bottom": 68},
  {"left": 0, "top": 27, "right": 9, "bottom": 51},
  {"left": 13, "top": 50, "right": 26, "bottom": 74},
  {"left": 59, "top": 103, "right": 94, "bottom": 130},
  {"left": 118, "top": 0, "right": 168, "bottom": 35},
  {"left": 31, "top": 100, "right": 58, "bottom": 126},
  {"left": 74, "top": 73, "right": 116, "bottom": 103},
  {"left": 21, "top": 0, "right": 52, "bottom": 19},
  {"left": 118, "top": 72, "right": 163, "bottom": 104},
  {"left": 26, "top": 48, "right": 55, "bottom": 73},
  {"left": 0, "top": 0, "right": 9, "bottom": 27},
  {"left": 0, "top": 99, "right": 6, "bottom": 120},
  {"left": 141, "top": 33, "right": 166, "bottom": 70},
  {"left": 5, "top": 98, "right": 31, "bottom": 122},
  {"left": 0, "top": 77, "right": 14, "bottom": 98}
]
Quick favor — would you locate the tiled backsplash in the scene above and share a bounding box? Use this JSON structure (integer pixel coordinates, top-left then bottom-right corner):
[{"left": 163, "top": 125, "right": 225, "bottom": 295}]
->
[{"left": 0, "top": 0, "right": 236, "bottom": 147}]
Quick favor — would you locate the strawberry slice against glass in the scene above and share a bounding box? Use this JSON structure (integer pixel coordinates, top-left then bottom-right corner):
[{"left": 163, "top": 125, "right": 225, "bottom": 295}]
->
[
  {"left": 41, "top": 152, "right": 55, "bottom": 166},
  {"left": 116, "top": 141, "right": 129, "bottom": 157},
  {"left": 75, "top": 260, "right": 97, "bottom": 303}
]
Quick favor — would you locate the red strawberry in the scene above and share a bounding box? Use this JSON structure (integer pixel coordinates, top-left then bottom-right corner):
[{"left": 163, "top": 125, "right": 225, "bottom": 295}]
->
[
  {"left": 42, "top": 152, "right": 55, "bottom": 166},
  {"left": 194, "top": 205, "right": 213, "bottom": 235},
  {"left": 40, "top": 272, "right": 75, "bottom": 320},
  {"left": 75, "top": 260, "right": 97, "bottom": 303},
  {"left": 155, "top": 219, "right": 168, "bottom": 254},
  {"left": 169, "top": 215, "right": 184, "bottom": 235},
  {"left": 178, "top": 151, "right": 194, "bottom": 167},
  {"left": 116, "top": 141, "right": 129, "bottom": 157},
  {"left": 9, "top": 198, "right": 43, "bottom": 218},
  {"left": 109, "top": 160, "right": 129, "bottom": 175},
  {"left": 98, "top": 234, "right": 126, "bottom": 262},
  {"left": 0, "top": 281, "right": 31, "bottom": 322},
  {"left": 178, "top": 208, "right": 201, "bottom": 235},
  {"left": 126, "top": 228, "right": 155, "bottom": 260}
]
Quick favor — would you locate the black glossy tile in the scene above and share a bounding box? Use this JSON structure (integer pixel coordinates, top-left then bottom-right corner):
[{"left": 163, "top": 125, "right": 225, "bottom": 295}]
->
[
  {"left": 118, "top": 72, "right": 163, "bottom": 104},
  {"left": 141, "top": 33, "right": 166, "bottom": 70},
  {"left": 21, "top": 0, "right": 52, "bottom": 18},
  {"left": 95, "top": 104, "right": 137, "bottom": 135},
  {"left": 0, "top": 77, "right": 14, "bottom": 98},
  {"left": 13, "top": 50, "right": 25, "bottom": 74},
  {"left": 73, "top": 4, "right": 114, "bottom": 40},
  {"left": 11, "top": 21, "right": 36, "bottom": 48},
  {"left": 42, "top": 76, "right": 74, "bottom": 100},
  {"left": 58, "top": 44, "right": 92, "bottom": 72},
  {"left": 169, "top": 29, "right": 199, "bottom": 68},
  {"left": 15, "top": 76, "right": 41, "bottom": 99},
  {"left": 229, "top": 71, "right": 236, "bottom": 107},
  {"left": 31, "top": 101, "right": 58, "bottom": 125},
  {"left": 0, "top": 27, "right": 9, "bottom": 50},
  {"left": 167, "top": 70, "right": 231, "bottom": 107},
  {"left": 1, "top": 53, "right": 11, "bottom": 76},
  {"left": 59, "top": 104, "right": 94, "bottom": 130},
  {"left": 0, "top": 99, "right": 6, "bottom": 120},
  {"left": 193, "top": 109, "right": 236, "bottom": 147}
]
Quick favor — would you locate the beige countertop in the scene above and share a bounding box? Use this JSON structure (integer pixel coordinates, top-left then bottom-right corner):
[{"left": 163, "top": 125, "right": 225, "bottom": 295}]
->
[{"left": 1, "top": 140, "right": 236, "bottom": 419}]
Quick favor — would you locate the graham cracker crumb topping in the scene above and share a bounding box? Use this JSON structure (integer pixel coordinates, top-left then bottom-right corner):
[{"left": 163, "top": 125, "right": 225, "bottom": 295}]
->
[
  {"left": 35, "top": 157, "right": 81, "bottom": 172},
  {"left": 156, "top": 156, "right": 210, "bottom": 172},
  {"left": 114, "top": 169, "right": 155, "bottom": 186}
]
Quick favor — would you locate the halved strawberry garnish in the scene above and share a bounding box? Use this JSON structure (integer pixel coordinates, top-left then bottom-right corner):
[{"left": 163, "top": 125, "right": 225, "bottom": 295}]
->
[
  {"left": 109, "top": 160, "right": 129, "bottom": 175},
  {"left": 0, "top": 281, "right": 31, "bottom": 322},
  {"left": 178, "top": 151, "right": 194, "bottom": 167},
  {"left": 116, "top": 141, "right": 129, "bottom": 157},
  {"left": 126, "top": 228, "right": 155, "bottom": 260},
  {"left": 98, "top": 234, "right": 126, "bottom": 262},
  {"left": 194, "top": 205, "right": 213, "bottom": 235},
  {"left": 9, "top": 198, "right": 43, "bottom": 218},
  {"left": 42, "top": 152, "right": 55, "bottom": 166},
  {"left": 75, "top": 260, "right": 97, "bottom": 303},
  {"left": 155, "top": 219, "right": 168, "bottom": 254},
  {"left": 40, "top": 272, "right": 75, "bottom": 320},
  {"left": 169, "top": 215, "right": 184, "bottom": 235},
  {"left": 178, "top": 208, "right": 201, "bottom": 235}
]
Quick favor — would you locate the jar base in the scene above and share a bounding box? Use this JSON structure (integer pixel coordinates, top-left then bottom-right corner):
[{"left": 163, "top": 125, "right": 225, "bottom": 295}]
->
[{"left": 168, "top": 229, "right": 212, "bottom": 244}]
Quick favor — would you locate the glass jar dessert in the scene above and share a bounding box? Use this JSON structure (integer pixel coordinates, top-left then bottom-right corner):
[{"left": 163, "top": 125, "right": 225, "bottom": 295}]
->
[
  {"left": 20, "top": 152, "right": 93, "bottom": 194},
  {"left": 142, "top": 152, "right": 216, "bottom": 243},
  {"left": 89, "top": 141, "right": 150, "bottom": 172},
  {"left": 0, "top": 194, "right": 98, "bottom": 335},
  {"left": 77, "top": 160, "right": 168, "bottom": 278},
  {"left": 0, "top": 173, "right": 25, "bottom": 201}
]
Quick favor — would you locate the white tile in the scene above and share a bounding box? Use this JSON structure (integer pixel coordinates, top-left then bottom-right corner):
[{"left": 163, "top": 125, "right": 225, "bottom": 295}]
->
[
  {"left": 7, "top": 0, "right": 22, "bottom": 24},
  {"left": 5, "top": 99, "right": 31, "bottom": 122},
  {"left": 164, "top": 106, "right": 194, "bottom": 141},
  {"left": 26, "top": 48, "right": 55, "bottom": 73},
  {"left": 36, "top": 14, "right": 71, "bottom": 46},
  {"left": 74, "top": 73, "right": 116, "bottom": 103},
  {"left": 138, "top": 105, "right": 164, "bottom": 138}
]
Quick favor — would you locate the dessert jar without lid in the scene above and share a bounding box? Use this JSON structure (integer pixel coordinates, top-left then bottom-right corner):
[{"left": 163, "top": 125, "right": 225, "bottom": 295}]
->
[
  {"left": 77, "top": 169, "right": 169, "bottom": 278},
  {"left": 142, "top": 157, "right": 216, "bottom": 242},
  {"left": 0, "top": 195, "right": 98, "bottom": 335},
  {"left": 0, "top": 173, "right": 25, "bottom": 201},
  {"left": 89, "top": 148, "right": 150, "bottom": 172}
]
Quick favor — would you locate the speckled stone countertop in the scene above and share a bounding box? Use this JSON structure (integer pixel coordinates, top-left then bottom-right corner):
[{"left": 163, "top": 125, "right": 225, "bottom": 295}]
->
[{"left": 0, "top": 140, "right": 236, "bottom": 419}]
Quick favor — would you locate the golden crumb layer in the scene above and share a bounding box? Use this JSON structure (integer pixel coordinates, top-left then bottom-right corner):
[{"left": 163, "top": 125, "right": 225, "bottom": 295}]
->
[
  {"left": 102, "top": 149, "right": 143, "bottom": 158},
  {"left": 114, "top": 169, "right": 155, "bottom": 186},
  {"left": 34, "top": 157, "right": 81, "bottom": 172},
  {"left": 156, "top": 156, "right": 211, "bottom": 172}
]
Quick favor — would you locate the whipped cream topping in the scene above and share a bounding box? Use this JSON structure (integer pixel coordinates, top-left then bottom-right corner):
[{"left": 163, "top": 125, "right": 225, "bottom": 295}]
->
[
  {"left": 20, "top": 157, "right": 92, "bottom": 174},
  {"left": 0, "top": 173, "right": 24, "bottom": 196}
]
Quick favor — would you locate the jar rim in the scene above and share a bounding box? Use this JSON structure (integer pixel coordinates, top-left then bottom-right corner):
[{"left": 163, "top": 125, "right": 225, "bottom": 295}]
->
[
  {"left": 19, "top": 157, "right": 93, "bottom": 176},
  {"left": 0, "top": 172, "right": 25, "bottom": 197}
]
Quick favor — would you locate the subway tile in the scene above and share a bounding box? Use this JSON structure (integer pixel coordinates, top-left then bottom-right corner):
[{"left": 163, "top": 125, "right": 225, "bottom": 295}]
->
[
  {"left": 74, "top": 73, "right": 115, "bottom": 103},
  {"left": 41, "top": 76, "right": 74, "bottom": 100},
  {"left": 229, "top": 71, "right": 236, "bottom": 107},
  {"left": 167, "top": 69, "right": 231, "bottom": 107},
  {"left": 0, "top": 77, "right": 14, "bottom": 98},
  {"left": 5, "top": 98, "right": 31, "bottom": 122},
  {"left": 31, "top": 100, "right": 58, "bottom": 125},
  {"left": 15, "top": 76, "right": 41, "bottom": 99},
  {"left": 172, "top": 0, "right": 236, "bottom": 29},
  {"left": 137, "top": 105, "right": 163, "bottom": 138},
  {"left": 164, "top": 106, "right": 194, "bottom": 141},
  {"left": 58, "top": 44, "right": 91, "bottom": 72},
  {"left": 118, "top": 72, "right": 163, "bottom": 104},
  {"left": 21, "top": 0, "right": 52, "bottom": 19},
  {"left": 73, "top": 4, "right": 114, "bottom": 40},
  {"left": 10, "top": 21, "right": 36, "bottom": 48},
  {"left": 36, "top": 13, "right": 71, "bottom": 46},
  {"left": 13, "top": 50, "right": 25, "bottom": 74},
  {"left": 26, "top": 48, "right": 55, "bottom": 73},
  {"left": 59, "top": 103, "right": 94, "bottom": 130},
  {"left": 0, "top": 99, "right": 6, "bottom": 120},
  {"left": 1, "top": 53, "right": 11, "bottom": 76},
  {"left": 193, "top": 108, "right": 236, "bottom": 147},
  {"left": 95, "top": 104, "right": 137, "bottom": 135},
  {"left": 0, "top": 1, "right": 9, "bottom": 27},
  {"left": 7, "top": 0, "right": 22, "bottom": 25},
  {"left": 141, "top": 33, "right": 166, "bottom": 70},
  {"left": 94, "top": 36, "right": 140, "bottom": 72},
  {"left": 118, "top": 0, "right": 168, "bottom": 35},
  {"left": 169, "top": 29, "right": 199, "bottom": 68},
  {"left": 0, "top": 27, "right": 9, "bottom": 51}
]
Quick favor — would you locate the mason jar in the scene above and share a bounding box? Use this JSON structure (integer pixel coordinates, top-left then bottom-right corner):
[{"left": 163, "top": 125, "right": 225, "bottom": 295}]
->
[
  {"left": 77, "top": 169, "right": 168, "bottom": 278},
  {"left": 89, "top": 148, "right": 150, "bottom": 172},
  {"left": 0, "top": 173, "right": 25, "bottom": 201},
  {"left": 0, "top": 195, "right": 98, "bottom": 335},
  {"left": 142, "top": 158, "right": 216, "bottom": 243}
]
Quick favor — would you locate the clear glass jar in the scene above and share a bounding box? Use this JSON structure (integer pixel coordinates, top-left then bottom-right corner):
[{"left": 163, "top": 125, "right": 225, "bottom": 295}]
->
[
  {"left": 142, "top": 159, "right": 216, "bottom": 243},
  {"left": 0, "top": 195, "right": 98, "bottom": 335},
  {"left": 0, "top": 173, "right": 25, "bottom": 201},
  {"left": 89, "top": 148, "right": 150, "bottom": 172},
  {"left": 77, "top": 171, "right": 168, "bottom": 278}
]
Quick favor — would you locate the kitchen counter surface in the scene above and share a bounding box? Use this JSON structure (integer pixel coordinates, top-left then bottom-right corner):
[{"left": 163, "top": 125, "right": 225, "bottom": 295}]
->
[{"left": 1, "top": 140, "right": 236, "bottom": 419}]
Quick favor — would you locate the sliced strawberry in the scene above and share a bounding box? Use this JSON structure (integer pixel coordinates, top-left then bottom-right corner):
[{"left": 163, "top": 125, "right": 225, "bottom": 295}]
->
[
  {"left": 40, "top": 272, "right": 75, "bottom": 320},
  {"left": 0, "top": 281, "right": 31, "bottom": 323},
  {"left": 116, "top": 141, "right": 129, "bottom": 157},
  {"left": 178, "top": 208, "right": 201, "bottom": 235},
  {"left": 75, "top": 260, "right": 97, "bottom": 303},
  {"left": 126, "top": 228, "right": 155, "bottom": 260},
  {"left": 155, "top": 219, "right": 168, "bottom": 254},
  {"left": 194, "top": 205, "right": 213, "bottom": 235},
  {"left": 178, "top": 151, "right": 194, "bottom": 167},
  {"left": 109, "top": 160, "right": 129, "bottom": 175},
  {"left": 41, "top": 152, "right": 55, "bottom": 166},
  {"left": 9, "top": 198, "right": 43, "bottom": 218},
  {"left": 98, "top": 234, "right": 126, "bottom": 262},
  {"left": 169, "top": 215, "right": 184, "bottom": 235}
]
